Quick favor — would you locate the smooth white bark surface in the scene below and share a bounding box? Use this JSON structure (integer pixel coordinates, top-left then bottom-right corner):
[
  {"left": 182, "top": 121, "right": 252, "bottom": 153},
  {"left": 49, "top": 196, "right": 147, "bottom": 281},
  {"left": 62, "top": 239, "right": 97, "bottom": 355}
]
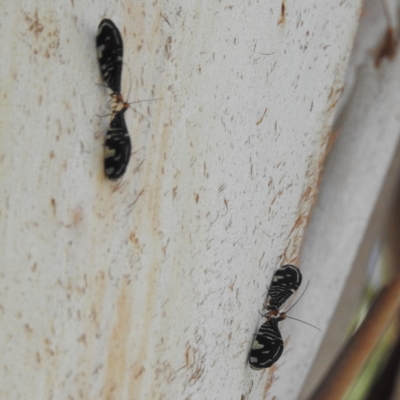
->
[{"left": 0, "top": 1, "right": 361, "bottom": 399}]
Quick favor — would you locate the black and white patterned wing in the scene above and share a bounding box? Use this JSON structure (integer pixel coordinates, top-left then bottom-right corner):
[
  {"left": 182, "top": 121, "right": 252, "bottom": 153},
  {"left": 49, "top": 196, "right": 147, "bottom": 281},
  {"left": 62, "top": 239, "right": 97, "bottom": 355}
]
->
[
  {"left": 104, "top": 108, "right": 131, "bottom": 180},
  {"left": 268, "top": 264, "right": 302, "bottom": 311},
  {"left": 249, "top": 317, "right": 284, "bottom": 369},
  {"left": 96, "top": 19, "right": 123, "bottom": 94}
]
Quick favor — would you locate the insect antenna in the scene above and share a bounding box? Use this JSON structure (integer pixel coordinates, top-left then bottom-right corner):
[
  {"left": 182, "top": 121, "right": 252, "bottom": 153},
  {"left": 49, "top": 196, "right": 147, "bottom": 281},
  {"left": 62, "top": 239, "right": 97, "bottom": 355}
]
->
[
  {"left": 284, "top": 315, "right": 320, "bottom": 331},
  {"left": 121, "top": 63, "right": 162, "bottom": 121},
  {"left": 284, "top": 280, "right": 310, "bottom": 313},
  {"left": 123, "top": 97, "right": 163, "bottom": 122},
  {"left": 125, "top": 105, "right": 150, "bottom": 123},
  {"left": 279, "top": 281, "right": 320, "bottom": 330},
  {"left": 96, "top": 111, "right": 113, "bottom": 118},
  {"left": 127, "top": 98, "right": 163, "bottom": 106},
  {"left": 125, "top": 61, "right": 133, "bottom": 105}
]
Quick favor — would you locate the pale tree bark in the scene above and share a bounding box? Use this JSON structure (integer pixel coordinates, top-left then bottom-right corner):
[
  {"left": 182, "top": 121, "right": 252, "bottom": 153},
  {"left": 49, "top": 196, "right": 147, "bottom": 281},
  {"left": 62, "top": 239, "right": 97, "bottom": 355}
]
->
[
  {"left": 300, "top": 0, "right": 400, "bottom": 398},
  {"left": 0, "top": 1, "right": 363, "bottom": 399}
]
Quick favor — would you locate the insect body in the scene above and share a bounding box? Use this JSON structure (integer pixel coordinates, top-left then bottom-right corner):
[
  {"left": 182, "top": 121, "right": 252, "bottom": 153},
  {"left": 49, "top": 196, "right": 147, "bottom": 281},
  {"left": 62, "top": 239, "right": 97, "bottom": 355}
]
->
[
  {"left": 96, "top": 18, "right": 158, "bottom": 180},
  {"left": 96, "top": 19, "right": 123, "bottom": 96},
  {"left": 249, "top": 316, "right": 285, "bottom": 370},
  {"left": 96, "top": 19, "right": 131, "bottom": 180},
  {"left": 104, "top": 108, "right": 131, "bottom": 180},
  {"left": 249, "top": 265, "right": 303, "bottom": 369},
  {"left": 267, "top": 264, "right": 302, "bottom": 314}
]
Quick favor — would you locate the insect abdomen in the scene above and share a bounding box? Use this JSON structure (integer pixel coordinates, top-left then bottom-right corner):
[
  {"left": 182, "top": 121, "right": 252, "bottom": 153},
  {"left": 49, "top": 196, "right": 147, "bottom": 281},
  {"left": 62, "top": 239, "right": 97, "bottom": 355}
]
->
[
  {"left": 104, "top": 108, "right": 131, "bottom": 180},
  {"left": 249, "top": 317, "right": 284, "bottom": 370}
]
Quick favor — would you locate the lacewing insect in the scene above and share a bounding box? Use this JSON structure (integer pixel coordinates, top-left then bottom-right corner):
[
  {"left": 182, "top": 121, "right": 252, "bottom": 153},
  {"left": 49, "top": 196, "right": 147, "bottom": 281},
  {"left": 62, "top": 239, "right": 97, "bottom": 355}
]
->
[
  {"left": 249, "top": 265, "right": 304, "bottom": 369},
  {"left": 249, "top": 316, "right": 285, "bottom": 370},
  {"left": 104, "top": 108, "right": 131, "bottom": 180},
  {"left": 266, "top": 264, "right": 302, "bottom": 314},
  {"left": 96, "top": 18, "right": 159, "bottom": 179},
  {"left": 96, "top": 19, "right": 123, "bottom": 96},
  {"left": 96, "top": 19, "right": 130, "bottom": 180}
]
